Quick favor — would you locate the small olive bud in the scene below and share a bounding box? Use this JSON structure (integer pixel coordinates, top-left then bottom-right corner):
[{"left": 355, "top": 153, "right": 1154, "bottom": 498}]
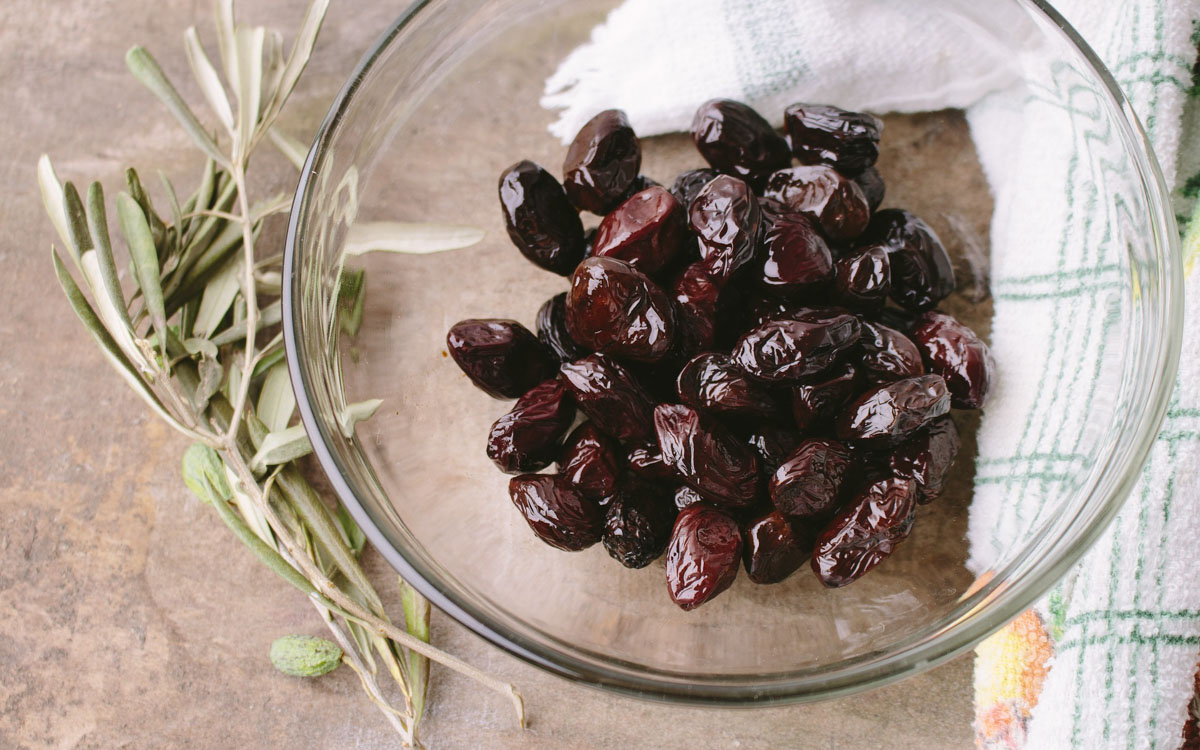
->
[{"left": 269, "top": 635, "right": 342, "bottom": 677}]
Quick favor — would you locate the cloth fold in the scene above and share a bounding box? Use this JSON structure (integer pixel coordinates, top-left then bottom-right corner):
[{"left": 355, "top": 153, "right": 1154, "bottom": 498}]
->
[{"left": 543, "top": 1, "right": 1200, "bottom": 748}]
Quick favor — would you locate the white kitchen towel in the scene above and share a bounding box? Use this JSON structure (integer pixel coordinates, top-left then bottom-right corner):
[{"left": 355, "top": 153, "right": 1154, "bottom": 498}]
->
[{"left": 543, "top": 1, "right": 1200, "bottom": 749}]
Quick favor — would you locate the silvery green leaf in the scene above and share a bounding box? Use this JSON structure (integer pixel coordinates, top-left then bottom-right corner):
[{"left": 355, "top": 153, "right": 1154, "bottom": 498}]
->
[
  {"left": 181, "top": 443, "right": 232, "bottom": 505},
  {"left": 261, "top": 30, "right": 285, "bottom": 109},
  {"left": 232, "top": 291, "right": 246, "bottom": 325},
  {"left": 339, "top": 399, "right": 382, "bottom": 438},
  {"left": 195, "top": 456, "right": 313, "bottom": 597},
  {"left": 193, "top": 256, "right": 241, "bottom": 337},
  {"left": 166, "top": 211, "right": 249, "bottom": 316},
  {"left": 193, "top": 355, "right": 224, "bottom": 413},
  {"left": 183, "top": 336, "right": 218, "bottom": 359},
  {"left": 37, "top": 155, "right": 72, "bottom": 250},
  {"left": 117, "top": 192, "right": 168, "bottom": 354},
  {"left": 158, "top": 172, "right": 185, "bottom": 268},
  {"left": 250, "top": 191, "right": 290, "bottom": 221},
  {"left": 208, "top": 482, "right": 314, "bottom": 597},
  {"left": 256, "top": 270, "right": 282, "bottom": 296},
  {"left": 84, "top": 182, "right": 134, "bottom": 330},
  {"left": 225, "top": 351, "right": 244, "bottom": 402},
  {"left": 400, "top": 579, "right": 431, "bottom": 720},
  {"left": 81, "top": 251, "right": 144, "bottom": 370},
  {"left": 180, "top": 299, "right": 198, "bottom": 340},
  {"left": 243, "top": 403, "right": 270, "bottom": 449},
  {"left": 125, "top": 46, "right": 228, "bottom": 167},
  {"left": 251, "top": 339, "right": 287, "bottom": 378},
  {"left": 343, "top": 221, "right": 485, "bottom": 256},
  {"left": 250, "top": 424, "right": 311, "bottom": 473},
  {"left": 336, "top": 504, "right": 366, "bottom": 557},
  {"left": 269, "top": 0, "right": 330, "bottom": 117},
  {"left": 275, "top": 467, "right": 381, "bottom": 612},
  {"left": 344, "top": 620, "right": 375, "bottom": 673},
  {"left": 63, "top": 182, "right": 94, "bottom": 256},
  {"left": 214, "top": 0, "right": 238, "bottom": 96},
  {"left": 181, "top": 159, "right": 217, "bottom": 248},
  {"left": 125, "top": 169, "right": 170, "bottom": 255},
  {"left": 267, "top": 127, "right": 308, "bottom": 171},
  {"left": 52, "top": 247, "right": 132, "bottom": 370},
  {"left": 210, "top": 299, "right": 280, "bottom": 347},
  {"left": 257, "top": 361, "right": 295, "bottom": 433},
  {"left": 184, "top": 26, "right": 234, "bottom": 132},
  {"left": 233, "top": 25, "right": 265, "bottom": 160},
  {"left": 171, "top": 213, "right": 241, "bottom": 302},
  {"left": 52, "top": 248, "right": 182, "bottom": 429}
]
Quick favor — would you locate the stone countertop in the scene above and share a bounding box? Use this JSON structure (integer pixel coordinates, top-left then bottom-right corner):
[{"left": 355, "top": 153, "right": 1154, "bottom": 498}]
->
[{"left": 0, "top": 1, "right": 974, "bottom": 747}]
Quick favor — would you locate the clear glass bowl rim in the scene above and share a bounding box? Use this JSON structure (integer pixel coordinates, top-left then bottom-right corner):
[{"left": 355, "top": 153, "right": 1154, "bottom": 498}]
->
[{"left": 283, "top": 0, "right": 1184, "bottom": 704}]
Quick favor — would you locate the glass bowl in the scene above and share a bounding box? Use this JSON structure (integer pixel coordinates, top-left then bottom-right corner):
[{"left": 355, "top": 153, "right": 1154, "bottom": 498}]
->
[{"left": 283, "top": 0, "right": 1182, "bottom": 703}]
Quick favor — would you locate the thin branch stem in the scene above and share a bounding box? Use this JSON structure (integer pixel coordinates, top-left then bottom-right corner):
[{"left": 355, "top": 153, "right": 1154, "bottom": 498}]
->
[
  {"left": 224, "top": 165, "right": 259, "bottom": 442},
  {"left": 329, "top": 599, "right": 527, "bottom": 728},
  {"left": 218, "top": 435, "right": 525, "bottom": 728},
  {"left": 181, "top": 208, "right": 242, "bottom": 222},
  {"left": 254, "top": 252, "right": 284, "bottom": 270},
  {"left": 311, "top": 585, "right": 419, "bottom": 746}
]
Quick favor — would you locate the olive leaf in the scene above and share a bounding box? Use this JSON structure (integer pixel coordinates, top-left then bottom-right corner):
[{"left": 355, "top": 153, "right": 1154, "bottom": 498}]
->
[
  {"left": 179, "top": 299, "right": 198, "bottom": 340},
  {"left": 70, "top": 180, "right": 141, "bottom": 365},
  {"left": 193, "top": 355, "right": 224, "bottom": 413},
  {"left": 255, "top": 270, "right": 282, "bottom": 296},
  {"left": 225, "top": 460, "right": 275, "bottom": 546},
  {"left": 261, "top": 30, "right": 285, "bottom": 109},
  {"left": 63, "top": 182, "right": 94, "bottom": 256},
  {"left": 251, "top": 337, "right": 286, "bottom": 378},
  {"left": 258, "top": 360, "right": 296, "bottom": 433},
  {"left": 250, "top": 191, "right": 291, "bottom": 221},
  {"left": 51, "top": 248, "right": 178, "bottom": 428},
  {"left": 158, "top": 172, "right": 186, "bottom": 270},
  {"left": 37, "top": 155, "right": 72, "bottom": 251},
  {"left": 181, "top": 158, "right": 217, "bottom": 248},
  {"left": 250, "top": 424, "right": 311, "bottom": 473},
  {"left": 125, "top": 46, "right": 227, "bottom": 167},
  {"left": 182, "top": 442, "right": 233, "bottom": 504},
  {"left": 339, "top": 399, "right": 382, "bottom": 438},
  {"left": 84, "top": 183, "right": 129, "bottom": 326},
  {"left": 168, "top": 216, "right": 245, "bottom": 310},
  {"left": 211, "top": 299, "right": 280, "bottom": 347},
  {"left": 337, "top": 504, "right": 366, "bottom": 558},
  {"left": 182, "top": 445, "right": 316, "bottom": 598},
  {"left": 250, "top": 397, "right": 382, "bottom": 472},
  {"left": 126, "top": 169, "right": 168, "bottom": 254},
  {"left": 400, "top": 580, "right": 431, "bottom": 722},
  {"left": 184, "top": 26, "right": 234, "bottom": 132},
  {"left": 183, "top": 336, "right": 219, "bottom": 360},
  {"left": 343, "top": 221, "right": 486, "bottom": 256},
  {"left": 267, "top": 126, "right": 308, "bottom": 170},
  {"left": 223, "top": 350, "right": 243, "bottom": 403},
  {"left": 80, "top": 251, "right": 142, "bottom": 369},
  {"left": 117, "top": 192, "right": 168, "bottom": 357},
  {"left": 193, "top": 256, "right": 242, "bottom": 337},
  {"left": 266, "top": 0, "right": 330, "bottom": 121},
  {"left": 177, "top": 169, "right": 233, "bottom": 275},
  {"left": 233, "top": 25, "right": 265, "bottom": 161},
  {"left": 214, "top": 0, "right": 237, "bottom": 89},
  {"left": 276, "top": 467, "right": 383, "bottom": 613}
]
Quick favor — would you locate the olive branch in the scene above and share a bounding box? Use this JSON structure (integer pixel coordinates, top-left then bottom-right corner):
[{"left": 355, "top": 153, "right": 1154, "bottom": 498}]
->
[{"left": 36, "top": 1, "right": 523, "bottom": 746}]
